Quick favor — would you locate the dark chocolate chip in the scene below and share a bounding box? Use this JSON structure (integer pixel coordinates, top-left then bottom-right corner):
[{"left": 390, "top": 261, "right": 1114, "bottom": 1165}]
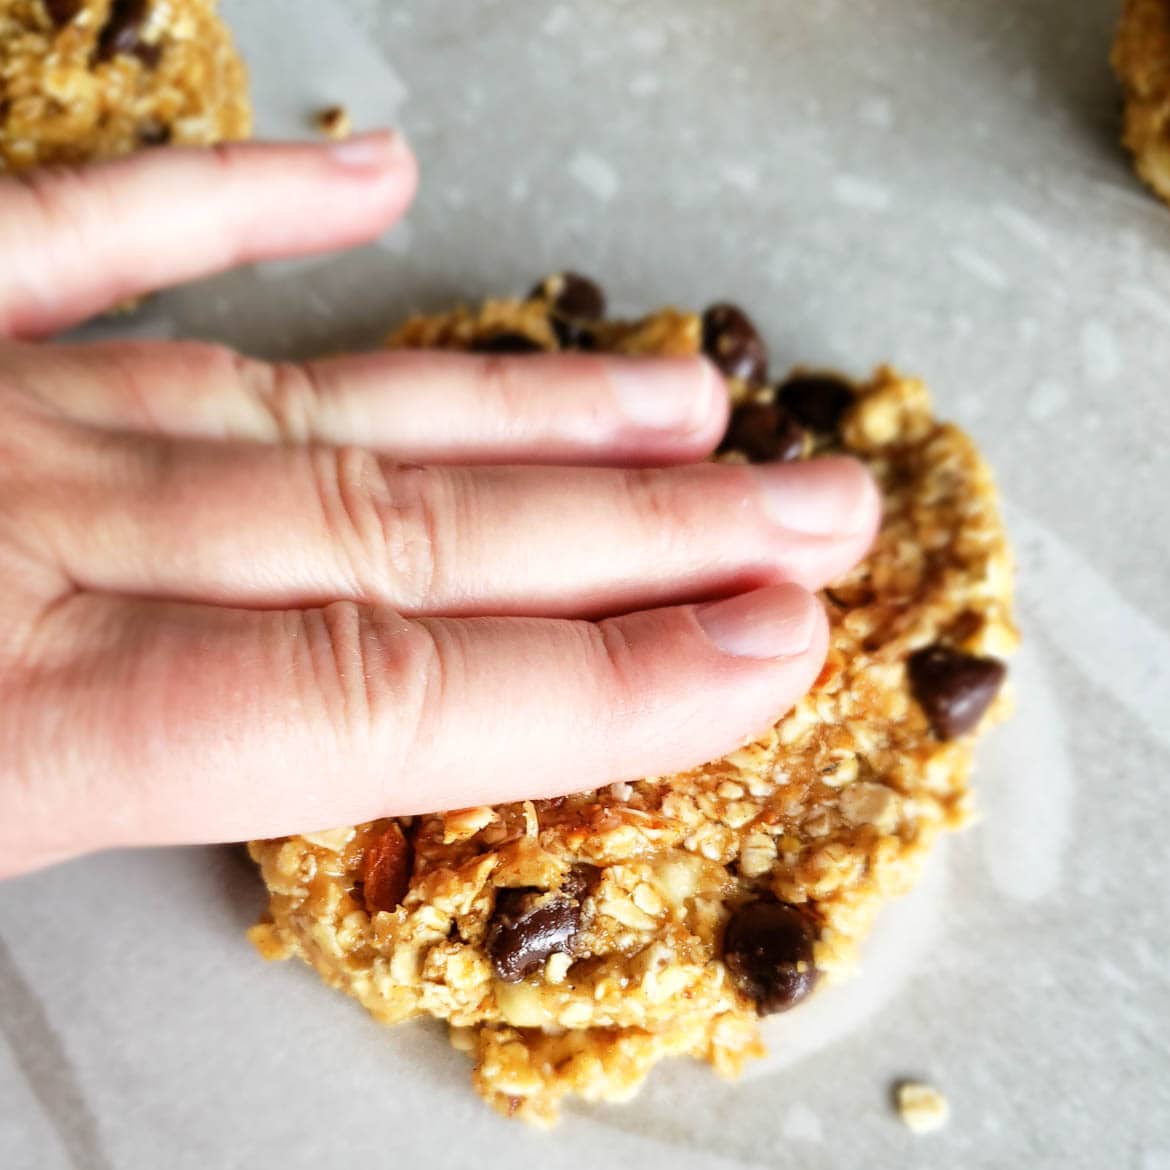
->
[
  {"left": 469, "top": 332, "right": 545, "bottom": 354},
  {"left": 529, "top": 272, "right": 605, "bottom": 320},
  {"left": 45, "top": 0, "right": 82, "bottom": 26},
  {"left": 96, "top": 0, "right": 150, "bottom": 62},
  {"left": 560, "top": 863, "right": 601, "bottom": 903},
  {"left": 720, "top": 402, "right": 805, "bottom": 463},
  {"left": 550, "top": 314, "right": 598, "bottom": 351},
  {"left": 777, "top": 374, "right": 855, "bottom": 433},
  {"left": 486, "top": 872, "right": 593, "bottom": 983},
  {"left": 723, "top": 900, "right": 819, "bottom": 1015},
  {"left": 132, "top": 40, "right": 162, "bottom": 68},
  {"left": 137, "top": 118, "right": 171, "bottom": 146},
  {"left": 907, "top": 644, "right": 1006, "bottom": 740},
  {"left": 701, "top": 303, "right": 768, "bottom": 384}
]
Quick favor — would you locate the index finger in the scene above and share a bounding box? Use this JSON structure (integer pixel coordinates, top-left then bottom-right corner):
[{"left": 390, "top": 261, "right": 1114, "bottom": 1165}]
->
[{"left": 0, "top": 132, "right": 418, "bottom": 339}]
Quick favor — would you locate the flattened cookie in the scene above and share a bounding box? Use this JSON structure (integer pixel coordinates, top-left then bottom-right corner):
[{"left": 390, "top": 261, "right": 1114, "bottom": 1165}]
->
[
  {"left": 1113, "top": 0, "right": 1170, "bottom": 203},
  {"left": 250, "top": 279, "right": 1017, "bottom": 1126},
  {"left": 0, "top": 0, "right": 250, "bottom": 171}
]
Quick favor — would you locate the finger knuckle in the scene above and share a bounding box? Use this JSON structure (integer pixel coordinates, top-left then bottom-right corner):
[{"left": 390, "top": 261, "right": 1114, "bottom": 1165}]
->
[
  {"left": 295, "top": 602, "right": 377, "bottom": 743},
  {"left": 313, "top": 447, "right": 444, "bottom": 608},
  {"left": 624, "top": 466, "right": 694, "bottom": 544},
  {"left": 296, "top": 603, "right": 443, "bottom": 783},
  {"left": 595, "top": 618, "right": 639, "bottom": 704},
  {"left": 390, "top": 617, "right": 447, "bottom": 769},
  {"left": 238, "top": 357, "right": 322, "bottom": 442}
]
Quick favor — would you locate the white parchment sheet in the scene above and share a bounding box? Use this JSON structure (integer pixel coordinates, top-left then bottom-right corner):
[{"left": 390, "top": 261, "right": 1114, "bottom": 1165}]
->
[{"left": 2, "top": 2, "right": 1167, "bottom": 1168}]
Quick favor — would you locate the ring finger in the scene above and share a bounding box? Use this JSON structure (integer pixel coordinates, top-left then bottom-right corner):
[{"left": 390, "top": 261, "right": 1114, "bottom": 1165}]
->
[{"left": 34, "top": 434, "right": 879, "bottom": 616}]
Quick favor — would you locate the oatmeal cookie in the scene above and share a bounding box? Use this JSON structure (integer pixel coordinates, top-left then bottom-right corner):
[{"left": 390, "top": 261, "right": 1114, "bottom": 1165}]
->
[
  {"left": 249, "top": 275, "right": 1017, "bottom": 1126},
  {"left": 1113, "top": 0, "right": 1170, "bottom": 204},
  {"left": 0, "top": 0, "right": 250, "bottom": 171}
]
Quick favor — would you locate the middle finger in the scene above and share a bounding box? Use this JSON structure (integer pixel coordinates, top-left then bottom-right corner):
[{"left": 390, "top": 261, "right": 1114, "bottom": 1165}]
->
[{"left": 41, "top": 436, "right": 879, "bottom": 616}]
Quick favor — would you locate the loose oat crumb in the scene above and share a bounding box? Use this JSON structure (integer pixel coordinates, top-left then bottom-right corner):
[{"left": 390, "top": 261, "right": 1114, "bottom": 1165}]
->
[
  {"left": 315, "top": 105, "right": 352, "bottom": 139},
  {"left": 448, "top": 1026, "right": 476, "bottom": 1053},
  {"left": 246, "top": 922, "right": 293, "bottom": 962},
  {"left": 895, "top": 1081, "right": 950, "bottom": 1134}
]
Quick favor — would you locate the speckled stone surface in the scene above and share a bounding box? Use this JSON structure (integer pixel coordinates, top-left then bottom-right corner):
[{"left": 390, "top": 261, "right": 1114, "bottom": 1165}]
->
[{"left": 1, "top": 2, "right": 1167, "bottom": 1168}]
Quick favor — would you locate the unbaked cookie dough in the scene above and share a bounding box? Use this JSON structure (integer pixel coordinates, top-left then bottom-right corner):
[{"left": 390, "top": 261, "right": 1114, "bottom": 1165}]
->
[
  {"left": 0, "top": 0, "right": 250, "bottom": 171},
  {"left": 1113, "top": 0, "right": 1170, "bottom": 204},
  {"left": 249, "top": 277, "right": 1017, "bottom": 1126}
]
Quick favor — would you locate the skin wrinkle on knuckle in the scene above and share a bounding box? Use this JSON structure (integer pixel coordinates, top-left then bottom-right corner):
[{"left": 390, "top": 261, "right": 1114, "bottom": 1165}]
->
[
  {"left": 238, "top": 355, "right": 321, "bottom": 443},
  {"left": 311, "top": 445, "right": 440, "bottom": 608},
  {"left": 371, "top": 460, "right": 446, "bottom": 609},
  {"left": 623, "top": 465, "right": 715, "bottom": 560},
  {"left": 397, "top": 617, "right": 448, "bottom": 784},
  {"left": 593, "top": 618, "right": 652, "bottom": 727},
  {"left": 310, "top": 444, "right": 383, "bottom": 598},
  {"left": 293, "top": 603, "right": 377, "bottom": 748}
]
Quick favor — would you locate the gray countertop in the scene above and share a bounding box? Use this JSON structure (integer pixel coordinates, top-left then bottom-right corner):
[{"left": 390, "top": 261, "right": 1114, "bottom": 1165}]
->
[{"left": 2, "top": 1, "right": 1168, "bottom": 1167}]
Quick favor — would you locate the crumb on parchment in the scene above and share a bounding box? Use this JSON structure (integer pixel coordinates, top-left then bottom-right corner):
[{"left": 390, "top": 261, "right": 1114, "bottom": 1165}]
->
[{"left": 895, "top": 1081, "right": 951, "bottom": 1134}]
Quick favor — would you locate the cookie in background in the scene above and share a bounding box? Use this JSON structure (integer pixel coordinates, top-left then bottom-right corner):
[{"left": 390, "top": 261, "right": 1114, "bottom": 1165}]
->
[{"left": 0, "top": 0, "right": 250, "bottom": 172}]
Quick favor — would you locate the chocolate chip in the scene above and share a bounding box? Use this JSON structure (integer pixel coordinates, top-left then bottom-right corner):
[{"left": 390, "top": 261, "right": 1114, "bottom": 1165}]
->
[
  {"left": 96, "top": 0, "right": 150, "bottom": 62},
  {"left": 549, "top": 315, "right": 598, "bottom": 351},
  {"left": 529, "top": 272, "right": 605, "bottom": 320},
  {"left": 45, "top": 0, "right": 82, "bottom": 26},
  {"left": 486, "top": 868, "right": 595, "bottom": 983},
  {"left": 132, "top": 40, "right": 162, "bottom": 68},
  {"left": 777, "top": 374, "right": 855, "bottom": 433},
  {"left": 720, "top": 402, "right": 805, "bottom": 463},
  {"left": 469, "top": 332, "right": 545, "bottom": 354},
  {"left": 723, "top": 900, "right": 819, "bottom": 1014},
  {"left": 560, "top": 863, "right": 601, "bottom": 903},
  {"left": 907, "top": 644, "right": 1006, "bottom": 740},
  {"left": 701, "top": 303, "right": 768, "bottom": 384},
  {"left": 137, "top": 119, "right": 170, "bottom": 146},
  {"left": 360, "top": 822, "right": 413, "bottom": 913}
]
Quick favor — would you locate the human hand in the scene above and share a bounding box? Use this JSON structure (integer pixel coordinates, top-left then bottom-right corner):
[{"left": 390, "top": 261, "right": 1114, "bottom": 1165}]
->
[{"left": 0, "top": 133, "right": 879, "bottom": 876}]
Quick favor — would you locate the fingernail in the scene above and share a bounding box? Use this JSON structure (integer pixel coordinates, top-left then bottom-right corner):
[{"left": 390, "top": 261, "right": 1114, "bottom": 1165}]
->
[
  {"left": 695, "top": 585, "right": 819, "bottom": 659},
  {"left": 756, "top": 455, "right": 877, "bottom": 537},
  {"left": 328, "top": 129, "right": 409, "bottom": 170},
  {"left": 609, "top": 357, "right": 718, "bottom": 433}
]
